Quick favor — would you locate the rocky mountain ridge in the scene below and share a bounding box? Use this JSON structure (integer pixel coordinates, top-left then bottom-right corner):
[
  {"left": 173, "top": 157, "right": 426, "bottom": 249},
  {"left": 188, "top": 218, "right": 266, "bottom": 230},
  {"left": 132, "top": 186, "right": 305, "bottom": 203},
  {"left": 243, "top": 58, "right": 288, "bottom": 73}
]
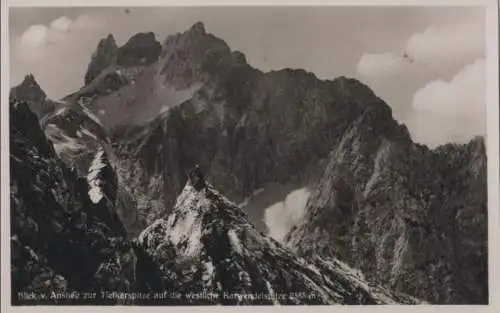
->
[
  {"left": 9, "top": 21, "right": 488, "bottom": 305},
  {"left": 283, "top": 108, "right": 487, "bottom": 304},
  {"left": 133, "top": 172, "right": 422, "bottom": 304},
  {"left": 9, "top": 97, "right": 419, "bottom": 305},
  {"left": 10, "top": 97, "right": 136, "bottom": 305}
]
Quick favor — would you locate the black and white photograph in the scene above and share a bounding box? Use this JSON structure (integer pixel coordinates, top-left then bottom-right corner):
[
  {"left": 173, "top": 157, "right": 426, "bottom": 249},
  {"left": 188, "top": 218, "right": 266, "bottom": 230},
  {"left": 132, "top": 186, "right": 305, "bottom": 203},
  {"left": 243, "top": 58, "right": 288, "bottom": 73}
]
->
[{"left": 1, "top": 1, "right": 498, "bottom": 309}]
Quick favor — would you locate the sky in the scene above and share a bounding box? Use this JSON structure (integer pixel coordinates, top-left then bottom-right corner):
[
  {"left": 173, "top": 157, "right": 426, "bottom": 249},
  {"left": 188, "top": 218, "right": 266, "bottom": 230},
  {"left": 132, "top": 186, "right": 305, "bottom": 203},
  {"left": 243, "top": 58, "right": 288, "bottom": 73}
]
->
[{"left": 9, "top": 6, "right": 486, "bottom": 148}]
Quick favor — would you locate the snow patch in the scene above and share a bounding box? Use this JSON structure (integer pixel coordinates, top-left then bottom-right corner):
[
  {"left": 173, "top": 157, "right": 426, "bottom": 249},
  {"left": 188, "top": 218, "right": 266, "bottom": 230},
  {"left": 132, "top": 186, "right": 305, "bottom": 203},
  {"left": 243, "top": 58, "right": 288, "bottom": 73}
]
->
[
  {"left": 50, "top": 132, "right": 86, "bottom": 155},
  {"left": 80, "top": 127, "right": 98, "bottom": 140},
  {"left": 160, "top": 105, "right": 170, "bottom": 114},
  {"left": 133, "top": 83, "right": 201, "bottom": 124},
  {"left": 253, "top": 188, "right": 265, "bottom": 196},
  {"left": 265, "top": 280, "right": 280, "bottom": 305},
  {"left": 307, "top": 264, "right": 322, "bottom": 277},
  {"left": 227, "top": 229, "right": 243, "bottom": 254},
  {"left": 82, "top": 106, "right": 103, "bottom": 127},
  {"left": 164, "top": 187, "right": 208, "bottom": 257},
  {"left": 364, "top": 140, "right": 392, "bottom": 198},
  {"left": 54, "top": 107, "right": 67, "bottom": 116},
  {"left": 166, "top": 210, "right": 197, "bottom": 245},
  {"left": 87, "top": 149, "right": 107, "bottom": 204},
  {"left": 88, "top": 188, "right": 103, "bottom": 204}
]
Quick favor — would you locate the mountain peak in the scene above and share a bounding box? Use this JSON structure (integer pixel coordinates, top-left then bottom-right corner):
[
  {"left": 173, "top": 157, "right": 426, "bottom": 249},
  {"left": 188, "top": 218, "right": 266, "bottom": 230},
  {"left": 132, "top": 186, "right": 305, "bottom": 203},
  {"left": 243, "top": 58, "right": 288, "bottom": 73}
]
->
[
  {"left": 15, "top": 74, "right": 44, "bottom": 95},
  {"left": 116, "top": 32, "right": 161, "bottom": 67},
  {"left": 187, "top": 164, "right": 206, "bottom": 191},
  {"left": 100, "top": 33, "right": 117, "bottom": 48},
  {"left": 135, "top": 179, "right": 421, "bottom": 304},
  {"left": 84, "top": 34, "right": 119, "bottom": 85},
  {"left": 188, "top": 21, "right": 206, "bottom": 35},
  {"left": 9, "top": 73, "right": 52, "bottom": 118},
  {"left": 22, "top": 73, "right": 39, "bottom": 86}
]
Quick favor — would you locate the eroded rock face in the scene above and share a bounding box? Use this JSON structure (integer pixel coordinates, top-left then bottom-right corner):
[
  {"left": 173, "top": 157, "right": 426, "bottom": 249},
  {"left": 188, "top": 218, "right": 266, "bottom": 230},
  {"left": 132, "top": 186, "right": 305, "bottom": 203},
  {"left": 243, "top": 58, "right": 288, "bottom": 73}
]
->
[
  {"left": 88, "top": 29, "right": 487, "bottom": 305},
  {"left": 9, "top": 97, "right": 422, "bottom": 305},
  {"left": 10, "top": 74, "right": 56, "bottom": 119},
  {"left": 10, "top": 97, "right": 138, "bottom": 305},
  {"left": 117, "top": 32, "right": 162, "bottom": 67},
  {"left": 136, "top": 177, "right": 422, "bottom": 305},
  {"left": 104, "top": 24, "right": 398, "bottom": 230},
  {"left": 11, "top": 22, "right": 487, "bottom": 306},
  {"left": 84, "top": 32, "right": 161, "bottom": 88},
  {"left": 284, "top": 107, "right": 487, "bottom": 304},
  {"left": 85, "top": 35, "right": 119, "bottom": 86}
]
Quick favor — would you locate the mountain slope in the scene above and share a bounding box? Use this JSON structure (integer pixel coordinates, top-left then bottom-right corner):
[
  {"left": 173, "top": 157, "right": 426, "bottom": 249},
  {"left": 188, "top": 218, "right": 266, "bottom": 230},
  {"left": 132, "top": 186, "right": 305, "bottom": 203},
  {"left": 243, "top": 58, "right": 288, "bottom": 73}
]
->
[
  {"left": 10, "top": 74, "right": 59, "bottom": 120},
  {"left": 68, "top": 24, "right": 487, "bottom": 304},
  {"left": 10, "top": 22, "right": 487, "bottom": 306},
  {"left": 283, "top": 107, "right": 487, "bottom": 304},
  {"left": 136, "top": 173, "right": 422, "bottom": 305},
  {"left": 9, "top": 97, "right": 137, "bottom": 304},
  {"left": 85, "top": 22, "right": 405, "bottom": 235},
  {"left": 9, "top": 95, "right": 421, "bottom": 305}
]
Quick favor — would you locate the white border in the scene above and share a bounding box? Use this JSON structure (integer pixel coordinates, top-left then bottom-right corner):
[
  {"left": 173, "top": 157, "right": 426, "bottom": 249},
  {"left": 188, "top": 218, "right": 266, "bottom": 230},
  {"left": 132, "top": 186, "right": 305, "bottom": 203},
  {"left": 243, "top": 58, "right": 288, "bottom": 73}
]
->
[{"left": 1, "top": 0, "right": 499, "bottom": 313}]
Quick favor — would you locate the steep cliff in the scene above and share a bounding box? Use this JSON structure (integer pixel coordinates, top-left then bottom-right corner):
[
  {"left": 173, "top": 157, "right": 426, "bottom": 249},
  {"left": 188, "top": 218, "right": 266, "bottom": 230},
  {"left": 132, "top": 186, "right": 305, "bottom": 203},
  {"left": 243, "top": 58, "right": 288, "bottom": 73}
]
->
[
  {"left": 136, "top": 174, "right": 421, "bottom": 305},
  {"left": 283, "top": 107, "right": 487, "bottom": 304}
]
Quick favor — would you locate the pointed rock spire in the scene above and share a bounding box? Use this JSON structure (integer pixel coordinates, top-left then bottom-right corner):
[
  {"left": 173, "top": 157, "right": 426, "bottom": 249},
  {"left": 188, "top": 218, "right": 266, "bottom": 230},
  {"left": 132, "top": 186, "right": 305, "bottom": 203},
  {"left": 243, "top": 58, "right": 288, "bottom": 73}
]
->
[
  {"left": 188, "top": 21, "right": 206, "bottom": 35},
  {"left": 84, "top": 34, "right": 118, "bottom": 85},
  {"left": 188, "top": 164, "right": 206, "bottom": 191}
]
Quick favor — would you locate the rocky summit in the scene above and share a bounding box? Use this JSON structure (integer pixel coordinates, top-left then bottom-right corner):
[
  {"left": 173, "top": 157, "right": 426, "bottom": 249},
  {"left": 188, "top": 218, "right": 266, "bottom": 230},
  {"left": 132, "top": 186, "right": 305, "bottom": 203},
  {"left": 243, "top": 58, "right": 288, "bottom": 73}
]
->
[
  {"left": 133, "top": 174, "right": 422, "bottom": 305},
  {"left": 9, "top": 21, "right": 488, "bottom": 305},
  {"left": 283, "top": 109, "right": 487, "bottom": 304}
]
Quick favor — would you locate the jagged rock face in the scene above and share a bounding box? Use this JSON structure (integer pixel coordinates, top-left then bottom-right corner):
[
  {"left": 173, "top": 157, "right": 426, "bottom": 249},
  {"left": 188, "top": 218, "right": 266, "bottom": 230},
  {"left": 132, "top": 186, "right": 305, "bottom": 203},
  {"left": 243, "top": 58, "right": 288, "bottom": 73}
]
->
[
  {"left": 85, "top": 35, "right": 118, "bottom": 85},
  {"left": 100, "top": 24, "right": 401, "bottom": 233},
  {"left": 284, "top": 107, "right": 487, "bottom": 304},
  {"left": 41, "top": 102, "right": 111, "bottom": 174},
  {"left": 9, "top": 74, "right": 146, "bottom": 239},
  {"left": 117, "top": 32, "right": 162, "bottom": 67},
  {"left": 11, "top": 23, "right": 487, "bottom": 306},
  {"left": 84, "top": 32, "right": 161, "bottom": 87},
  {"left": 158, "top": 22, "right": 255, "bottom": 90},
  {"left": 9, "top": 97, "right": 136, "bottom": 304},
  {"left": 10, "top": 74, "right": 56, "bottom": 119},
  {"left": 136, "top": 180, "right": 422, "bottom": 305}
]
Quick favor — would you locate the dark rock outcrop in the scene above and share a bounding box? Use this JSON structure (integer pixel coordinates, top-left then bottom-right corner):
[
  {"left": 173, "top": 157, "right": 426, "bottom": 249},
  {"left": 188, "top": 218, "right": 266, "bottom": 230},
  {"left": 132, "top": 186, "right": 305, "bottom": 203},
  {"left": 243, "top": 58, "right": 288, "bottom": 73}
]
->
[
  {"left": 10, "top": 74, "right": 57, "bottom": 119},
  {"left": 84, "top": 32, "right": 161, "bottom": 87},
  {"left": 116, "top": 32, "right": 162, "bottom": 68},
  {"left": 106, "top": 24, "right": 408, "bottom": 233},
  {"left": 9, "top": 97, "right": 143, "bottom": 305},
  {"left": 84, "top": 35, "right": 119, "bottom": 86}
]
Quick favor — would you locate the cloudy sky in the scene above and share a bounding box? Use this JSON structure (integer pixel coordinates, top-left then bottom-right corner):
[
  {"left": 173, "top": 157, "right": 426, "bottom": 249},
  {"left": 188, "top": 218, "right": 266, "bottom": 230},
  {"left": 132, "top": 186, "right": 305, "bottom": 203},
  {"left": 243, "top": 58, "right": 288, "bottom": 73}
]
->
[{"left": 9, "top": 6, "right": 485, "bottom": 148}]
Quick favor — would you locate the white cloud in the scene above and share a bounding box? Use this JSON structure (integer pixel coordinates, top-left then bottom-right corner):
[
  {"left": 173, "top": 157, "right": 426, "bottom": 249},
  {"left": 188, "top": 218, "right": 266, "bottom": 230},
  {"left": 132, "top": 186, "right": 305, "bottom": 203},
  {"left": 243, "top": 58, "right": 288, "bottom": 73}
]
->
[
  {"left": 71, "top": 14, "right": 107, "bottom": 30},
  {"left": 357, "top": 53, "right": 406, "bottom": 78},
  {"left": 405, "top": 59, "right": 485, "bottom": 147},
  {"left": 11, "top": 14, "right": 109, "bottom": 97},
  {"left": 405, "top": 18, "right": 484, "bottom": 70},
  {"left": 50, "top": 16, "right": 72, "bottom": 32},
  {"left": 356, "top": 11, "right": 485, "bottom": 146},
  {"left": 357, "top": 13, "right": 484, "bottom": 80},
  {"left": 20, "top": 25, "right": 49, "bottom": 46},
  {"left": 264, "top": 188, "right": 310, "bottom": 242}
]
